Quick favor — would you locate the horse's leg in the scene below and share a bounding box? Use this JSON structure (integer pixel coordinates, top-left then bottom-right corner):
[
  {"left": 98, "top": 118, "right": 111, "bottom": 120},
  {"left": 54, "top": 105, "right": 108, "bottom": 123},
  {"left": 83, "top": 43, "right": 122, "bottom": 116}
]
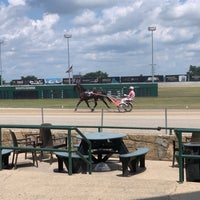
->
[
  {"left": 74, "top": 99, "right": 83, "bottom": 111},
  {"left": 84, "top": 99, "right": 93, "bottom": 111},
  {"left": 101, "top": 97, "right": 111, "bottom": 109},
  {"left": 75, "top": 97, "right": 93, "bottom": 112},
  {"left": 91, "top": 98, "right": 98, "bottom": 112}
]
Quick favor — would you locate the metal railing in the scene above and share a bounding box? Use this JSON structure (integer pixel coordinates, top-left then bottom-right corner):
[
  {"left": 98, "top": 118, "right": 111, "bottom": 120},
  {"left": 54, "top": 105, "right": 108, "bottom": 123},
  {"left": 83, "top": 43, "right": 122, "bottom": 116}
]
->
[
  {"left": 2, "top": 123, "right": 200, "bottom": 180},
  {"left": 0, "top": 124, "right": 93, "bottom": 175},
  {"left": 0, "top": 124, "right": 173, "bottom": 175}
]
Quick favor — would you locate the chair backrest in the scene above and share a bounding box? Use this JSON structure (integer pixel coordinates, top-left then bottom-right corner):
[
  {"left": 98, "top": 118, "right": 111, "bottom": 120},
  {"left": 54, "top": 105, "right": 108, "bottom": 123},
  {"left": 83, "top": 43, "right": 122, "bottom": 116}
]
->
[
  {"left": 40, "top": 123, "right": 53, "bottom": 147},
  {"left": 191, "top": 132, "right": 200, "bottom": 143},
  {"left": 9, "top": 130, "right": 18, "bottom": 147}
]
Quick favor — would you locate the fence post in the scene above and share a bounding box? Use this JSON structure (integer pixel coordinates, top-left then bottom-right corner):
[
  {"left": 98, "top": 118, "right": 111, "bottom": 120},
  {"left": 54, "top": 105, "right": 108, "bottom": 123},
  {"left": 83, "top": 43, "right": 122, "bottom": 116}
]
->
[
  {"left": 165, "top": 108, "right": 168, "bottom": 134},
  {"left": 100, "top": 108, "right": 104, "bottom": 132},
  {"left": 0, "top": 127, "right": 2, "bottom": 170},
  {"left": 68, "top": 129, "right": 72, "bottom": 175},
  {"left": 41, "top": 108, "right": 44, "bottom": 124}
]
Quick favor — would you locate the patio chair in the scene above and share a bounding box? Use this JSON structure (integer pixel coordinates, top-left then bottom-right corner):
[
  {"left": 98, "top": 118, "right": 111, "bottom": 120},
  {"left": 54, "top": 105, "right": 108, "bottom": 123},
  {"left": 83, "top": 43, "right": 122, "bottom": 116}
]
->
[
  {"left": 38, "top": 123, "right": 68, "bottom": 164},
  {"left": 9, "top": 130, "right": 38, "bottom": 169},
  {"left": 172, "top": 136, "right": 191, "bottom": 167}
]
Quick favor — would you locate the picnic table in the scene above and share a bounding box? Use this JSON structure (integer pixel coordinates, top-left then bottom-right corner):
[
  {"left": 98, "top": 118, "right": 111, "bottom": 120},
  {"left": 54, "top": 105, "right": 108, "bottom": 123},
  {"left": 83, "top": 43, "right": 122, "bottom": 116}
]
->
[
  {"left": 54, "top": 131, "right": 149, "bottom": 175},
  {"left": 184, "top": 142, "right": 200, "bottom": 181},
  {"left": 54, "top": 132, "right": 129, "bottom": 173},
  {"left": 1, "top": 149, "right": 12, "bottom": 168},
  {"left": 77, "top": 132, "right": 129, "bottom": 163},
  {"left": 174, "top": 128, "right": 200, "bottom": 182}
]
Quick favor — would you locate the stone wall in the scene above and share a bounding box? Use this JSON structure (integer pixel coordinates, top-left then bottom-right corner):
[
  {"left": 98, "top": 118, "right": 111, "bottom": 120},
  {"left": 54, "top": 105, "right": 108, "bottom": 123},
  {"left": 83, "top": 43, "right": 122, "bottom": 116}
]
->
[
  {"left": 2, "top": 129, "right": 189, "bottom": 162},
  {"left": 123, "top": 134, "right": 174, "bottom": 161}
]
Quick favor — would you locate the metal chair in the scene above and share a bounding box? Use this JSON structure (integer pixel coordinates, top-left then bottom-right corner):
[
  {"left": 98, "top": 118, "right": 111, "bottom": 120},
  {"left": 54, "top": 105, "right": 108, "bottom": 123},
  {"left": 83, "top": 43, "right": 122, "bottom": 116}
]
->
[
  {"left": 38, "top": 123, "right": 68, "bottom": 164},
  {"left": 9, "top": 130, "right": 38, "bottom": 169},
  {"left": 172, "top": 136, "right": 191, "bottom": 167}
]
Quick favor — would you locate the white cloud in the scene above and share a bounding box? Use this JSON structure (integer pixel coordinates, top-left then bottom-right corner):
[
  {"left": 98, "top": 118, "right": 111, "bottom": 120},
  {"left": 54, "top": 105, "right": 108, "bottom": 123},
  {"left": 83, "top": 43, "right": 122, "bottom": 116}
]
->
[
  {"left": 73, "top": 10, "right": 97, "bottom": 26},
  {"left": 32, "top": 13, "right": 59, "bottom": 31},
  {"left": 1, "top": 0, "right": 200, "bottom": 81},
  {"left": 75, "top": 0, "right": 112, "bottom": 7},
  {"left": 8, "top": 0, "right": 26, "bottom": 6}
]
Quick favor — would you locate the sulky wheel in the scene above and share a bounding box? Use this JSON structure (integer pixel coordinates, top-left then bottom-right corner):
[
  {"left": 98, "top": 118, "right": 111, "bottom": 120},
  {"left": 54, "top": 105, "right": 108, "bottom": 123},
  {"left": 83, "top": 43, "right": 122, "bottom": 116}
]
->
[
  {"left": 118, "top": 103, "right": 126, "bottom": 112},
  {"left": 125, "top": 102, "right": 133, "bottom": 112}
]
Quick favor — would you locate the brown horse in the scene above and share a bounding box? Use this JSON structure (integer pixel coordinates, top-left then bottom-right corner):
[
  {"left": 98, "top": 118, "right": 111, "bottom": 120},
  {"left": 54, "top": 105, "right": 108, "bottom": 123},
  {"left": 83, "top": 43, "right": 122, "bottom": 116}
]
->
[{"left": 73, "top": 84, "right": 111, "bottom": 112}]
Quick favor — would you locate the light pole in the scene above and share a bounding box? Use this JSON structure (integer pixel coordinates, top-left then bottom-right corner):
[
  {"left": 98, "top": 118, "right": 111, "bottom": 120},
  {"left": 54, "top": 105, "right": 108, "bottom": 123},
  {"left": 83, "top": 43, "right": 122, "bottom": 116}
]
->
[
  {"left": 64, "top": 34, "right": 72, "bottom": 84},
  {"left": 148, "top": 26, "right": 156, "bottom": 83},
  {"left": 0, "top": 40, "right": 4, "bottom": 86}
]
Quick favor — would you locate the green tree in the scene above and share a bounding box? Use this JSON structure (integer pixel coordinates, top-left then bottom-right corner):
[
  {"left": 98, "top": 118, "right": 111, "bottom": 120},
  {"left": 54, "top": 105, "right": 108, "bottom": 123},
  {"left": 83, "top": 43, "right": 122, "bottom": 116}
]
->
[
  {"left": 82, "top": 71, "right": 108, "bottom": 79},
  {"left": 21, "top": 75, "right": 37, "bottom": 81},
  {"left": 187, "top": 65, "right": 200, "bottom": 75},
  {"left": 21, "top": 75, "right": 38, "bottom": 84},
  {"left": 187, "top": 65, "right": 200, "bottom": 81}
]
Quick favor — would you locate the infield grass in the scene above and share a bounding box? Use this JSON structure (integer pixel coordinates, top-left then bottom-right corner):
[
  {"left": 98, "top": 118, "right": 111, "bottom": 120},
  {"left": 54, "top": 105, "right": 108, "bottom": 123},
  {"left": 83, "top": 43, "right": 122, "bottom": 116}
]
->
[{"left": 0, "top": 86, "right": 199, "bottom": 109}]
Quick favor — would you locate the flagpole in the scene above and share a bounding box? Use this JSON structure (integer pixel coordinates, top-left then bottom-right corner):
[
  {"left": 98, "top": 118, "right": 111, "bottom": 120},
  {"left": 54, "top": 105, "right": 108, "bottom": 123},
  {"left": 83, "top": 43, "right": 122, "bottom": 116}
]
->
[
  {"left": 64, "top": 33, "right": 72, "bottom": 84},
  {"left": 71, "top": 65, "right": 73, "bottom": 84}
]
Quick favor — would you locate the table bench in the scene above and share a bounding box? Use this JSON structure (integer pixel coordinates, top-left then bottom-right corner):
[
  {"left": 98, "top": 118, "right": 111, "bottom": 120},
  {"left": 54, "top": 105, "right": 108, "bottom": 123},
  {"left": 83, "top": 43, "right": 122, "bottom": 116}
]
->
[
  {"left": 54, "top": 152, "right": 89, "bottom": 174},
  {"left": 119, "top": 147, "right": 149, "bottom": 176},
  {"left": 1, "top": 149, "right": 12, "bottom": 168}
]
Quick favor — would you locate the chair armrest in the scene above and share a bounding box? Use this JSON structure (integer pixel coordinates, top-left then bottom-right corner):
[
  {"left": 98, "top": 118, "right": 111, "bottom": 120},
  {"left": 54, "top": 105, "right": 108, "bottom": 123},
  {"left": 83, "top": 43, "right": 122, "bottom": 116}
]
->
[
  {"left": 52, "top": 134, "right": 67, "bottom": 142},
  {"left": 16, "top": 137, "right": 36, "bottom": 147},
  {"left": 24, "top": 133, "right": 41, "bottom": 146}
]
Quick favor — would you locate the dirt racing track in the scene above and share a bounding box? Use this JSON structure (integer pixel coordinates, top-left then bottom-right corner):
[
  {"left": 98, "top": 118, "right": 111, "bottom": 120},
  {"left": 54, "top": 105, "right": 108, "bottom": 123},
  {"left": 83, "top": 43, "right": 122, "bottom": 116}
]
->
[{"left": 0, "top": 107, "right": 200, "bottom": 134}]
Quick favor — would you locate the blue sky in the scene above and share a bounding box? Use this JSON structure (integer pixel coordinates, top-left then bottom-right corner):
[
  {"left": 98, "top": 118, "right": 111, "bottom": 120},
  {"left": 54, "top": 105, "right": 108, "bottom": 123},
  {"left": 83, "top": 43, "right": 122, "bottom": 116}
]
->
[{"left": 0, "top": 0, "right": 200, "bottom": 81}]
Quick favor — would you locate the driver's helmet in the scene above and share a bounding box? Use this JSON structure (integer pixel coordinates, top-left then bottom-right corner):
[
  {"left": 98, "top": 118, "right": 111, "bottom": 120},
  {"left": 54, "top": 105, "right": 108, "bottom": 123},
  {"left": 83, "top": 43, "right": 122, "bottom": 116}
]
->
[{"left": 129, "top": 86, "right": 134, "bottom": 90}]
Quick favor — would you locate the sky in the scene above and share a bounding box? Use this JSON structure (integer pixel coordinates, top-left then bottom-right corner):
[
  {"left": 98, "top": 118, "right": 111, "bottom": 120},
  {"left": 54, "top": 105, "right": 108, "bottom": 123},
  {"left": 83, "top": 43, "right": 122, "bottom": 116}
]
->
[{"left": 0, "top": 0, "right": 199, "bottom": 82}]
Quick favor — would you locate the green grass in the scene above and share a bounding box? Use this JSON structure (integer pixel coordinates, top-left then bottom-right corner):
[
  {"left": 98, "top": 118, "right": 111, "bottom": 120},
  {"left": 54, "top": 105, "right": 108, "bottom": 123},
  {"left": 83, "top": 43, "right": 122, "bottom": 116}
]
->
[
  {"left": 0, "top": 99, "right": 73, "bottom": 108},
  {"left": 135, "top": 86, "right": 200, "bottom": 109},
  {"left": 0, "top": 86, "right": 200, "bottom": 109}
]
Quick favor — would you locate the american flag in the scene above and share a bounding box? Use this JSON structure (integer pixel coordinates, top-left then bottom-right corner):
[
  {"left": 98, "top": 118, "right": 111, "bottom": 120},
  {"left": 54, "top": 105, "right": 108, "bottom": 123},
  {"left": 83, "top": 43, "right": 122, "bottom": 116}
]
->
[{"left": 66, "top": 65, "right": 73, "bottom": 73}]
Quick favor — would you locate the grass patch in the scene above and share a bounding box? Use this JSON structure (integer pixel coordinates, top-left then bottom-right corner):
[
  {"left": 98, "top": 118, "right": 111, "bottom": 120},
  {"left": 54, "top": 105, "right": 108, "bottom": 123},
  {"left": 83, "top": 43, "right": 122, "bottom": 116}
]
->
[
  {"left": 135, "top": 86, "right": 200, "bottom": 109},
  {"left": 0, "top": 86, "right": 199, "bottom": 109}
]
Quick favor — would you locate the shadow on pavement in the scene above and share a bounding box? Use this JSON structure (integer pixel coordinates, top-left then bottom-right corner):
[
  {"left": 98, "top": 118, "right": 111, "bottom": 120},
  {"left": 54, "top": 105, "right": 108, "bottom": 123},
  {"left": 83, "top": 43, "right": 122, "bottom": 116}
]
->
[{"left": 140, "top": 191, "right": 200, "bottom": 200}]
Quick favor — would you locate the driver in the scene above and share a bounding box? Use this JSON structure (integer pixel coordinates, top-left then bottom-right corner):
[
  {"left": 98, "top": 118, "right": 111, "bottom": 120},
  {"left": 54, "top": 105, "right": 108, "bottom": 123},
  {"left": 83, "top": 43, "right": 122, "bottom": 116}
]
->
[{"left": 121, "top": 86, "right": 135, "bottom": 103}]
